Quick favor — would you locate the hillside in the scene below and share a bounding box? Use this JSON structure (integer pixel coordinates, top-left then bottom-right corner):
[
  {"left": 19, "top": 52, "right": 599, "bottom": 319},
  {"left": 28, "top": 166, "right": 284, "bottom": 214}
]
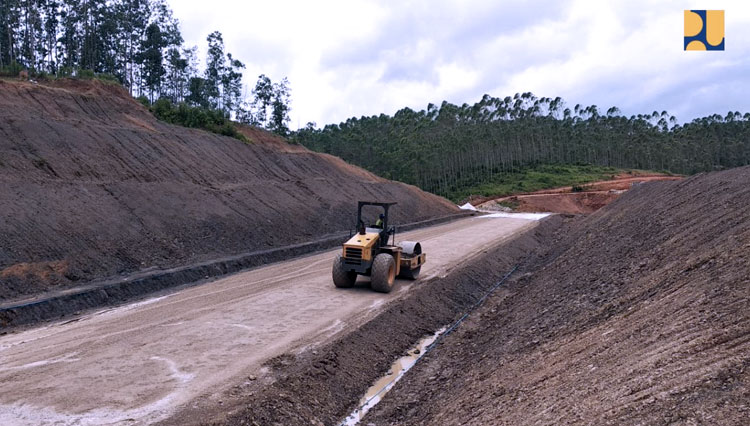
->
[
  {"left": 0, "top": 79, "right": 457, "bottom": 302},
  {"left": 365, "top": 167, "right": 750, "bottom": 424}
]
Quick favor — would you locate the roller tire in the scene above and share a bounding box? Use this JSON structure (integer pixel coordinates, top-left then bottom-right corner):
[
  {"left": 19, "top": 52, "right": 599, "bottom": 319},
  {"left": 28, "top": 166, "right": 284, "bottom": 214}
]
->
[
  {"left": 371, "top": 253, "right": 396, "bottom": 293},
  {"left": 399, "top": 266, "right": 421, "bottom": 280},
  {"left": 332, "top": 254, "right": 357, "bottom": 288}
]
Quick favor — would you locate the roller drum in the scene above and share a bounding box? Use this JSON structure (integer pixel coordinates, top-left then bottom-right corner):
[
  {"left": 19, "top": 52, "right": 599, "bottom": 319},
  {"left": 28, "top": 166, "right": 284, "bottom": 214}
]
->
[{"left": 399, "top": 241, "right": 422, "bottom": 256}]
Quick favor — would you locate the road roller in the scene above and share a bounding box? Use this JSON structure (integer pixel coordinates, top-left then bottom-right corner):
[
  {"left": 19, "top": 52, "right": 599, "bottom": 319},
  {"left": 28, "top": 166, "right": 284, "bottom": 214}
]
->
[{"left": 332, "top": 201, "right": 426, "bottom": 293}]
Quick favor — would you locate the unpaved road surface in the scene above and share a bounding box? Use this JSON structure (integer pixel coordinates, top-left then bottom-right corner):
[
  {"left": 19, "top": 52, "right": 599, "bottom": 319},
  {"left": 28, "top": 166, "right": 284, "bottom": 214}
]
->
[{"left": 0, "top": 215, "right": 537, "bottom": 425}]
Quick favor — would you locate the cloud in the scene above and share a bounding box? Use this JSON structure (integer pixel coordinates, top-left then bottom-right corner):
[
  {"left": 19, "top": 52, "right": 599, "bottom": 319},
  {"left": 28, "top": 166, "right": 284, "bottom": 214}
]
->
[{"left": 169, "top": 0, "right": 750, "bottom": 127}]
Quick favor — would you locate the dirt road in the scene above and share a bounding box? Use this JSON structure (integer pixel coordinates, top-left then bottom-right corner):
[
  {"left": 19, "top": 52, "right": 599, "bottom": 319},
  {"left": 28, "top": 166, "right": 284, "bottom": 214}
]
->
[{"left": 0, "top": 215, "right": 538, "bottom": 425}]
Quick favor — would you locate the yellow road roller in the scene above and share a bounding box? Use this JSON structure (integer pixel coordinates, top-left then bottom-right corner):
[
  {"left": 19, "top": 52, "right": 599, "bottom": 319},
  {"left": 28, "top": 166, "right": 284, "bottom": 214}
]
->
[{"left": 332, "top": 201, "right": 426, "bottom": 293}]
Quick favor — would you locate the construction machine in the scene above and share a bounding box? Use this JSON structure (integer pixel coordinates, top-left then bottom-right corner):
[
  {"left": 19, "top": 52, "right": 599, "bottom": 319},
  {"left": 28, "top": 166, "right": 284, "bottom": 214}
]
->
[{"left": 332, "top": 202, "right": 426, "bottom": 293}]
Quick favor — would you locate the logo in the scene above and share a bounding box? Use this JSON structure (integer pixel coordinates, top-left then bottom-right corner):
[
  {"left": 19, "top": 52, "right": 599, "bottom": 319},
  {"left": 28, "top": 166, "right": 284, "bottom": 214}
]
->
[{"left": 684, "top": 10, "right": 724, "bottom": 50}]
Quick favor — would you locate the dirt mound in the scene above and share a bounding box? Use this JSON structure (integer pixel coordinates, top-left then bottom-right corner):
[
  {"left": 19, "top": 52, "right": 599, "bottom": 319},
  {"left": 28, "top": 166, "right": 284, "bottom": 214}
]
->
[
  {"left": 0, "top": 79, "right": 457, "bottom": 302},
  {"left": 366, "top": 167, "right": 750, "bottom": 425}
]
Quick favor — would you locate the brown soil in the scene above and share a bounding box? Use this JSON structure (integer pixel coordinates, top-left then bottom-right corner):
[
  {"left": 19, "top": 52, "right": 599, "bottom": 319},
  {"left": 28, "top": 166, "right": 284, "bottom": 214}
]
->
[
  {"left": 365, "top": 167, "right": 750, "bottom": 425},
  {"left": 498, "top": 191, "right": 620, "bottom": 214},
  {"left": 0, "top": 79, "right": 457, "bottom": 302},
  {"left": 479, "top": 175, "right": 683, "bottom": 214}
]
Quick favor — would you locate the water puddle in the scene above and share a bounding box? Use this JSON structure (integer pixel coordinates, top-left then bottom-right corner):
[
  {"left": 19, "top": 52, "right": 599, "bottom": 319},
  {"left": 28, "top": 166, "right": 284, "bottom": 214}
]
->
[{"left": 341, "top": 327, "right": 446, "bottom": 426}]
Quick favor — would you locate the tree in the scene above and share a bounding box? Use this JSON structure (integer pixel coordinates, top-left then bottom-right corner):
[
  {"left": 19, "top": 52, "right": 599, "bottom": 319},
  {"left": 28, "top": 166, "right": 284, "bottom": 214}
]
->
[
  {"left": 41, "top": 0, "right": 61, "bottom": 74},
  {"left": 252, "top": 74, "right": 273, "bottom": 126},
  {"left": 186, "top": 76, "right": 209, "bottom": 108},
  {"left": 0, "top": 0, "right": 20, "bottom": 69},
  {"left": 164, "top": 47, "right": 187, "bottom": 102},
  {"left": 221, "top": 53, "right": 244, "bottom": 115},
  {"left": 204, "top": 30, "right": 224, "bottom": 109},
  {"left": 20, "top": 0, "right": 42, "bottom": 71},
  {"left": 139, "top": 22, "right": 166, "bottom": 102},
  {"left": 270, "top": 77, "right": 291, "bottom": 136},
  {"left": 113, "top": 0, "right": 151, "bottom": 93}
]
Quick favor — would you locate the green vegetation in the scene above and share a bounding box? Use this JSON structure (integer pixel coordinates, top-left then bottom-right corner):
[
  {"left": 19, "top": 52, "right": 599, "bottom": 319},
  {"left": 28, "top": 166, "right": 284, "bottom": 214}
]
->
[
  {"left": 497, "top": 199, "right": 520, "bottom": 210},
  {"left": 0, "top": 61, "right": 22, "bottom": 77},
  {"left": 147, "top": 98, "right": 248, "bottom": 142},
  {"left": 1, "top": 63, "right": 122, "bottom": 84},
  {"left": 294, "top": 93, "right": 750, "bottom": 199},
  {"left": 0, "top": 0, "right": 291, "bottom": 135},
  {"left": 448, "top": 164, "right": 618, "bottom": 202}
]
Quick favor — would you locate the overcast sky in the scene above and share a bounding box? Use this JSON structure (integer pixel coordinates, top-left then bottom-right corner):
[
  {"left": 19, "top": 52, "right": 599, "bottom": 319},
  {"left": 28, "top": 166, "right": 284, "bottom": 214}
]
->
[{"left": 169, "top": 0, "right": 750, "bottom": 128}]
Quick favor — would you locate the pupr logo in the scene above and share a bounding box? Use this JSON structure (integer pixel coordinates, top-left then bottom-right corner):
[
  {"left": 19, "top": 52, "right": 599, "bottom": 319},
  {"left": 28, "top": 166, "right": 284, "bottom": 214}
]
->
[{"left": 684, "top": 10, "right": 724, "bottom": 51}]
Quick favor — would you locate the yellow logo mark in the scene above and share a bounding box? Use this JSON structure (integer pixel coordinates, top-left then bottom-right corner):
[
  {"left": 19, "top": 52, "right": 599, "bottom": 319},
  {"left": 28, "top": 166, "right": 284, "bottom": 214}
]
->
[{"left": 684, "top": 10, "right": 724, "bottom": 51}]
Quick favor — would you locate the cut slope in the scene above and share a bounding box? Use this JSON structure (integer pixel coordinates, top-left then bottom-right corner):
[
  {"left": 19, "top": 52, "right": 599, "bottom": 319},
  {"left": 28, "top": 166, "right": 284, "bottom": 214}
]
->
[
  {"left": 0, "top": 79, "right": 457, "bottom": 301},
  {"left": 366, "top": 167, "right": 750, "bottom": 425}
]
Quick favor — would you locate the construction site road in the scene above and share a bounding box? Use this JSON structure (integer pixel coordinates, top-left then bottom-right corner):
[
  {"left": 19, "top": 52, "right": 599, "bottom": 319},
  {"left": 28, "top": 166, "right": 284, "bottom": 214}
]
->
[{"left": 0, "top": 215, "right": 540, "bottom": 425}]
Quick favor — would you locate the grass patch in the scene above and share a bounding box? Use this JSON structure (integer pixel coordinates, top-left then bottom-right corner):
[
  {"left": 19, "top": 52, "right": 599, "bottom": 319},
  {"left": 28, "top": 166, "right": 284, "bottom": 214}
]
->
[{"left": 448, "top": 164, "right": 624, "bottom": 203}]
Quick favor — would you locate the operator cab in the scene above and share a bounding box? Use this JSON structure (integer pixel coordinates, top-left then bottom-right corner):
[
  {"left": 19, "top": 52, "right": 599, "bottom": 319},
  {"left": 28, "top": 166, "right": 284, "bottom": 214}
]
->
[{"left": 356, "top": 201, "right": 396, "bottom": 246}]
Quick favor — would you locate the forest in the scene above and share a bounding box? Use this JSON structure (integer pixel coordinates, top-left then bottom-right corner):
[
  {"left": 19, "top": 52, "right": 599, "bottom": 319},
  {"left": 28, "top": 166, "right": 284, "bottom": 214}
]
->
[
  {"left": 293, "top": 93, "right": 750, "bottom": 200},
  {"left": 0, "top": 0, "right": 292, "bottom": 135}
]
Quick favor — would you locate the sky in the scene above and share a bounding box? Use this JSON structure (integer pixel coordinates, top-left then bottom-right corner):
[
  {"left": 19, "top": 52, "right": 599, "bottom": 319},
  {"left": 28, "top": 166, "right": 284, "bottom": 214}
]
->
[{"left": 168, "top": 0, "right": 750, "bottom": 128}]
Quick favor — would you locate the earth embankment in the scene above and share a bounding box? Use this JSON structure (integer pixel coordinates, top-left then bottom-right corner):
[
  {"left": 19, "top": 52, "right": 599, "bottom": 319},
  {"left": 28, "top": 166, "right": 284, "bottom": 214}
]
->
[
  {"left": 0, "top": 79, "right": 457, "bottom": 301},
  {"left": 366, "top": 167, "right": 750, "bottom": 425}
]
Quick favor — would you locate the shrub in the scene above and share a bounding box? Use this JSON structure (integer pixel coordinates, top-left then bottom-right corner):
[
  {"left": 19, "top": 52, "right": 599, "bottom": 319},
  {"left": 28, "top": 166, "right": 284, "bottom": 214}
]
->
[
  {"left": 149, "top": 98, "right": 247, "bottom": 142},
  {"left": 136, "top": 96, "right": 150, "bottom": 108},
  {"left": 78, "top": 69, "right": 95, "bottom": 79},
  {"left": 95, "top": 73, "right": 119, "bottom": 83},
  {"left": 58, "top": 66, "right": 74, "bottom": 78},
  {"left": 0, "top": 61, "right": 23, "bottom": 77}
]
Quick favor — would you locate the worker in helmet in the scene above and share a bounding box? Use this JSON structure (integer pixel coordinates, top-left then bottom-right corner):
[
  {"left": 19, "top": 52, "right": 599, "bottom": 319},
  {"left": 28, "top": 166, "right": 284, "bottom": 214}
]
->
[{"left": 375, "top": 213, "right": 385, "bottom": 229}]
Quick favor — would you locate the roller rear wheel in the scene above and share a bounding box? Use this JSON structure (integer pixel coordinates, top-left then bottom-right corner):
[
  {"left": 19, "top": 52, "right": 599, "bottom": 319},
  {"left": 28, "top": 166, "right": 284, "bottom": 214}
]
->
[
  {"left": 371, "top": 254, "right": 396, "bottom": 293},
  {"left": 332, "top": 254, "right": 357, "bottom": 288}
]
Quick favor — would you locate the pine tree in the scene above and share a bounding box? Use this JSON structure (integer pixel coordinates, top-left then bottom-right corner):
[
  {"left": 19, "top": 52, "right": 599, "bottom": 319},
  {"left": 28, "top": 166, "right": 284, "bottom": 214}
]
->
[
  {"left": 270, "top": 77, "right": 291, "bottom": 136},
  {"left": 221, "top": 53, "right": 244, "bottom": 115},
  {"left": 139, "top": 22, "right": 166, "bottom": 102},
  {"left": 0, "top": 0, "right": 21, "bottom": 69},
  {"left": 204, "top": 30, "right": 224, "bottom": 110},
  {"left": 252, "top": 74, "right": 273, "bottom": 126}
]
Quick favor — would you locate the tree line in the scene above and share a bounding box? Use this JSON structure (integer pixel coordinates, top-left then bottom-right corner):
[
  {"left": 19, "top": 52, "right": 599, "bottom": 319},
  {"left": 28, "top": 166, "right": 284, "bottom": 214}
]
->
[
  {"left": 293, "top": 93, "right": 750, "bottom": 198},
  {"left": 0, "top": 0, "right": 291, "bottom": 135}
]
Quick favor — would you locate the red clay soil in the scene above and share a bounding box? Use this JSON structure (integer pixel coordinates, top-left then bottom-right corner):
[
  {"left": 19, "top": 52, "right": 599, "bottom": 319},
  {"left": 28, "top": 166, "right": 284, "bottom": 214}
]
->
[
  {"left": 497, "top": 191, "right": 620, "bottom": 214},
  {"left": 365, "top": 167, "right": 750, "bottom": 425},
  {"left": 0, "top": 79, "right": 457, "bottom": 301},
  {"left": 479, "top": 175, "right": 683, "bottom": 214}
]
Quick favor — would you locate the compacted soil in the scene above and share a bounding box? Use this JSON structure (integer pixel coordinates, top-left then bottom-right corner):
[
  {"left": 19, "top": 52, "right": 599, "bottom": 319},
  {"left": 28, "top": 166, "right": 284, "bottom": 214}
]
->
[
  {"left": 0, "top": 215, "right": 544, "bottom": 425},
  {"left": 366, "top": 167, "right": 750, "bottom": 425},
  {"left": 0, "top": 79, "right": 456, "bottom": 301}
]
